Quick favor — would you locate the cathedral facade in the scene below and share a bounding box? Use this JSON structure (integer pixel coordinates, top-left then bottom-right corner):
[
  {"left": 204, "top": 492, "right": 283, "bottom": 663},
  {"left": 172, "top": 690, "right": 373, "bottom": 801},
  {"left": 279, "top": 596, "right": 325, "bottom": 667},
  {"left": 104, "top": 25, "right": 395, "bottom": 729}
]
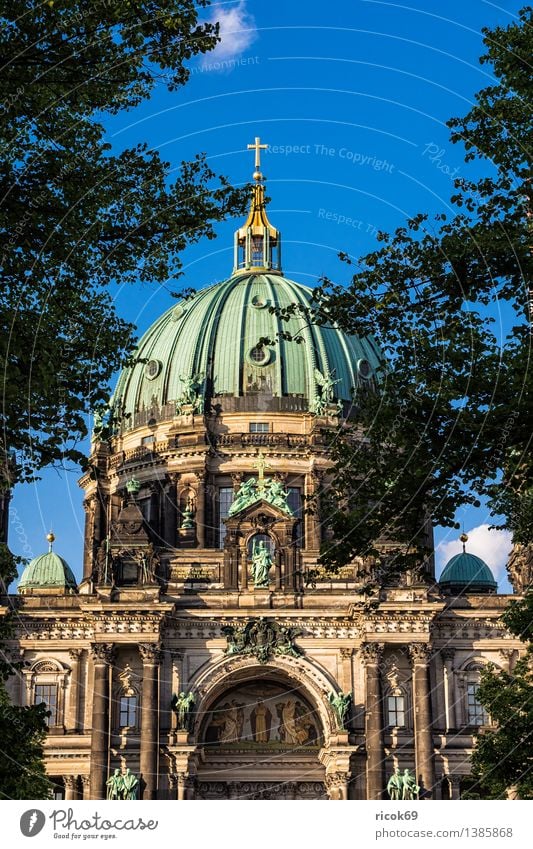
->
[{"left": 5, "top": 142, "right": 524, "bottom": 801}]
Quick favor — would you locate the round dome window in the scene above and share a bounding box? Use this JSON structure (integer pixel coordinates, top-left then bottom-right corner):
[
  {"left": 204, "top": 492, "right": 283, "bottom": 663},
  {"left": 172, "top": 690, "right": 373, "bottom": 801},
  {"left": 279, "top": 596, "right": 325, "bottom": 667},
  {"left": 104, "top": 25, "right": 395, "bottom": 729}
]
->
[
  {"left": 357, "top": 358, "right": 373, "bottom": 379},
  {"left": 251, "top": 294, "right": 268, "bottom": 309},
  {"left": 144, "top": 359, "right": 162, "bottom": 380},
  {"left": 248, "top": 345, "right": 271, "bottom": 366}
]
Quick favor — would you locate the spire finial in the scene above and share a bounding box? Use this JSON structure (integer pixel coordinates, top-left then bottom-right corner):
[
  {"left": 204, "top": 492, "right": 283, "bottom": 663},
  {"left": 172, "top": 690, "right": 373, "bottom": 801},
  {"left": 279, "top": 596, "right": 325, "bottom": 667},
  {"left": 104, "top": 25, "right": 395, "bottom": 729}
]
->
[
  {"left": 46, "top": 530, "right": 55, "bottom": 552},
  {"left": 247, "top": 136, "right": 268, "bottom": 181},
  {"left": 460, "top": 531, "right": 468, "bottom": 553}
]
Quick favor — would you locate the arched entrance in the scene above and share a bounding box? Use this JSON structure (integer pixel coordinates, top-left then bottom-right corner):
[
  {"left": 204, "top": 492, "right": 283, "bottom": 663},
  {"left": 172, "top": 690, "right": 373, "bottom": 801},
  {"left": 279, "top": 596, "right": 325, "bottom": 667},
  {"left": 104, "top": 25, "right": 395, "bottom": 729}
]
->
[{"left": 190, "top": 660, "right": 336, "bottom": 799}]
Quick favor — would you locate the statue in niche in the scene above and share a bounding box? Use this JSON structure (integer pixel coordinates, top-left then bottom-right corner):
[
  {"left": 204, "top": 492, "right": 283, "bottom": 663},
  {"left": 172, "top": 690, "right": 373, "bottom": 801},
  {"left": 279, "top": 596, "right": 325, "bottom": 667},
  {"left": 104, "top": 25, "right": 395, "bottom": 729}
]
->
[
  {"left": 328, "top": 690, "right": 352, "bottom": 729},
  {"left": 250, "top": 539, "right": 272, "bottom": 588},
  {"left": 140, "top": 543, "right": 160, "bottom": 585},
  {"left": 171, "top": 691, "right": 195, "bottom": 731}
]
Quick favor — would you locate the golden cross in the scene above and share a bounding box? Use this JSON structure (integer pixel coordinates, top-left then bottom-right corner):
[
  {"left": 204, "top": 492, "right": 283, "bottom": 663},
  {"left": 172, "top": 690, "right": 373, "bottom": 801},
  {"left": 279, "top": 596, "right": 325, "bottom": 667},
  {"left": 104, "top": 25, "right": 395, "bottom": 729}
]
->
[
  {"left": 247, "top": 136, "right": 268, "bottom": 171},
  {"left": 254, "top": 450, "right": 271, "bottom": 487}
]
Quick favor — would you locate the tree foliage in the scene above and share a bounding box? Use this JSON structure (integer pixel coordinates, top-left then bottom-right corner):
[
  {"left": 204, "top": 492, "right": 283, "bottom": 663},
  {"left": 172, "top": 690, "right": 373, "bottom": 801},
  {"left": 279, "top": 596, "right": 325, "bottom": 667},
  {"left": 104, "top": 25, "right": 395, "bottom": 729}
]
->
[
  {"left": 470, "top": 592, "right": 533, "bottom": 799},
  {"left": 300, "top": 6, "right": 533, "bottom": 571},
  {"left": 0, "top": 1, "right": 248, "bottom": 485},
  {"left": 0, "top": 546, "right": 50, "bottom": 799}
]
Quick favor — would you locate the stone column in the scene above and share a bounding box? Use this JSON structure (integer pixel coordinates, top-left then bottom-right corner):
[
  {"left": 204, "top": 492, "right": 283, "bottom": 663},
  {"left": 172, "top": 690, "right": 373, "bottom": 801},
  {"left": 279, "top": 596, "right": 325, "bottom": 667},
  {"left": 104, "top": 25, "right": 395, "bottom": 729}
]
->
[
  {"left": 360, "top": 643, "right": 384, "bottom": 800},
  {"left": 195, "top": 472, "right": 206, "bottom": 548},
  {"left": 66, "top": 649, "right": 83, "bottom": 732},
  {"left": 409, "top": 643, "right": 435, "bottom": 797},
  {"left": 340, "top": 648, "right": 354, "bottom": 695},
  {"left": 139, "top": 643, "right": 162, "bottom": 799},
  {"left": 81, "top": 775, "right": 91, "bottom": 800},
  {"left": 304, "top": 471, "right": 322, "bottom": 551},
  {"left": 441, "top": 649, "right": 455, "bottom": 733},
  {"left": 449, "top": 774, "right": 461, "bottom": 800},
  {"left": 89, "top": 643, "right": 114, "bottom": 800},
  {"left": 64, "top": 775, "right": 78, "bottom": 801}
]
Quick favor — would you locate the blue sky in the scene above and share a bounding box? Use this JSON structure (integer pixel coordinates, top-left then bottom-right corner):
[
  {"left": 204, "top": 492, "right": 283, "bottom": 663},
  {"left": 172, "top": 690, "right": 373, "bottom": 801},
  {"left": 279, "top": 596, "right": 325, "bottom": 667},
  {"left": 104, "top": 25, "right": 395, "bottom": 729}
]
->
[{"left": 10, "top": 0, "right": 521, "bottom": 588}]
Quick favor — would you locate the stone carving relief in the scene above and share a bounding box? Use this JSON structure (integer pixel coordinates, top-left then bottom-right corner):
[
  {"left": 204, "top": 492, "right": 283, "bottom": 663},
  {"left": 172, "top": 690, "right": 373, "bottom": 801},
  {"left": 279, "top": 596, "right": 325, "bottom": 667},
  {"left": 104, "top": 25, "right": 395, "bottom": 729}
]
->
[{"left": 222, "top": 618, "right": 302, "bottom": 664}]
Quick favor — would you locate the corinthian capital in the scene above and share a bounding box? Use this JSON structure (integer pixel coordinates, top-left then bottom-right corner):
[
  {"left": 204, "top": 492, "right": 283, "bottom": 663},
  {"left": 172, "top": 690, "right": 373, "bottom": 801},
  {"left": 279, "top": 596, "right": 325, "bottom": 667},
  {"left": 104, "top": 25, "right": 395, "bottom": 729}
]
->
[
  {"left": 408, "top": 642, "right": 431, "bottom": 666},
  {"left": 139, "top": 643, "right": 163, "bottom": 665},
  {"left": 90, "top": 643, "right": 115, "bottom": 665},
  {"left": 359, "top": 642, "right": 384, "bottom": 666}
]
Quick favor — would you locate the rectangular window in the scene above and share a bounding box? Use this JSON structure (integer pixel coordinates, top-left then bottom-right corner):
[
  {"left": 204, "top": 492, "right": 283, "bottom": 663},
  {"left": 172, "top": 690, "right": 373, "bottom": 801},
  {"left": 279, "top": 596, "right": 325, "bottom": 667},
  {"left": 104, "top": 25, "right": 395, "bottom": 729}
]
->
[
  {"left": 387, "top": 695, "right": 406, "bottom": 728},
  {"left": 467, "top": 683, "right": 489, "bottom": 726},
  {"left": 288, "top": 486, "right": 303, "bottom": 547},
  {"left": 249, "top": 422, "right": 269, "bottom": 433},
  {"left": 119, "top": 695, "right": 138, "bottom": 728},
  {"left": 218, "top": 486, "right": 235, "bottom": 548},
  {"left": 141, "top": 434, "right": 155, "bottom": 446},
  {"left": 35, "top": 683, "right": 58, "bottom": 726}
]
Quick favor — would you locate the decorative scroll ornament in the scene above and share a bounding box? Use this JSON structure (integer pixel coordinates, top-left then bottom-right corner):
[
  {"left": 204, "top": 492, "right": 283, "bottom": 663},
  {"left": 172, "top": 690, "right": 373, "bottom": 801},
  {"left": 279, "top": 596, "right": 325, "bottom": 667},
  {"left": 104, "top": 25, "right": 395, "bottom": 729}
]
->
[
  {"left": 222, "top": 618, "right": 303, "bottom": 664},
  {"left": 118, "top": 663, "right": 137, "bottom": 697},
  {"left": 328, "top": 690, "right": 352, "bottom": 729}
]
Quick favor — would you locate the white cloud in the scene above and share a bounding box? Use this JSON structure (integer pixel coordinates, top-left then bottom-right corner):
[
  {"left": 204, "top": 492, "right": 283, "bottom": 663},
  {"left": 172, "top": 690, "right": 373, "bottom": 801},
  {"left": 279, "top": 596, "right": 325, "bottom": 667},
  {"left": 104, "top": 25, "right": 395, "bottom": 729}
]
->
[
  {"left": 436, "top": 524, "right": 512, "bottom": 583},
  {"left": 202, "top": 2, "right": 258, "bottom": 66}
]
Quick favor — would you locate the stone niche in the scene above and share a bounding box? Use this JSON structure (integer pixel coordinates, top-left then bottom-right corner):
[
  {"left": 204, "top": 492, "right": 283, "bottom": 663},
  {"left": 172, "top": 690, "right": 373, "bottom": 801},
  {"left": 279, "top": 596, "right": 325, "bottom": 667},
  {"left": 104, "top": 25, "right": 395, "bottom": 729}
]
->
[{"left": 223, "top": 500, "right": 300, "bottom": 592}]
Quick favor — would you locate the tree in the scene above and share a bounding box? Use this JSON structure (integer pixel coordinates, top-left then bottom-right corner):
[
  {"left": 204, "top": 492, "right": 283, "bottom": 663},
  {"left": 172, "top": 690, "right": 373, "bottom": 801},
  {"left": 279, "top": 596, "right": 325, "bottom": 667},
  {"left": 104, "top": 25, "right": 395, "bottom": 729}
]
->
[
  {"left": 0, "top": 0, "right": 249, "bottom": 799},
  {"left": 291, "top": 6, "right": 533, "bottom": 573},
  {"left": 0, "top": 1, "right": 248, "bottom": 487},
  {"left": 470, "top": 591, "right": 533, "bottom": 798},
  {"left": 0, "top": 545, "right": 50, "bottom": 799}
]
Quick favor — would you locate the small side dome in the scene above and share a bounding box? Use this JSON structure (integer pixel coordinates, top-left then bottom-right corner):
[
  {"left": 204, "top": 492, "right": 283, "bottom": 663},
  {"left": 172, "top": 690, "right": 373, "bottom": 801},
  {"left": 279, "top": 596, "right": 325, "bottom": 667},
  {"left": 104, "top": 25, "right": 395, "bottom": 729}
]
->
[
  {"left": 18, "top": 534, "right": 77, "bottom": 595},
  {"left": 439, "top": 551, "right": 497, "bottom": 594}
]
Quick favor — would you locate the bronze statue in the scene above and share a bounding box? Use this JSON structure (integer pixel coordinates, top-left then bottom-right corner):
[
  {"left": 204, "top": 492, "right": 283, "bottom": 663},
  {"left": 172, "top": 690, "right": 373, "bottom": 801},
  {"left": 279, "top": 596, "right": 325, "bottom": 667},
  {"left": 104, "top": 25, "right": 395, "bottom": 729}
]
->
[{"left": 172, "top": 691, "right": 195, "bottom": 731}]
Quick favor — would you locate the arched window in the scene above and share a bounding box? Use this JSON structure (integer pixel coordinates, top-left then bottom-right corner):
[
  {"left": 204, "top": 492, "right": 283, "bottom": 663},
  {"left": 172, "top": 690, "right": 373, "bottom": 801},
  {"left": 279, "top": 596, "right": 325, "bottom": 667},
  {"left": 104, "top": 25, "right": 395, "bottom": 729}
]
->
[
  {"left": 115, "top": 663, "right": 140, "bottom": 731},
  {"left": 460, "top": 661, "right": 491, "bottom": 727},
  {"left": 24, "top": 659, "right": 68, "bottom": 729},
  {"left": 466, "top": 682, "right": 489, "bottom": 726},
  {"left": 386, "top": 688, "right": 406, "bottom": 728}
]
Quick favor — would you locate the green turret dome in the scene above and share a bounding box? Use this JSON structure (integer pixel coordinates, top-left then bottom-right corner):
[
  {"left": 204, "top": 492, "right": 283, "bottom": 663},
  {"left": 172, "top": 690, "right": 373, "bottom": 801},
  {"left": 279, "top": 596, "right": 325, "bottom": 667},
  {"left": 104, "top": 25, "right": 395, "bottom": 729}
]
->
[
  {"left": 19, "top": 537, "right": 77, "bottom": 595},
  {"left": 112, "top": 272, "right": 381, "bottom": 430},
  {"left": 439, "top": 551, "right": 497, "bottom": 594}
]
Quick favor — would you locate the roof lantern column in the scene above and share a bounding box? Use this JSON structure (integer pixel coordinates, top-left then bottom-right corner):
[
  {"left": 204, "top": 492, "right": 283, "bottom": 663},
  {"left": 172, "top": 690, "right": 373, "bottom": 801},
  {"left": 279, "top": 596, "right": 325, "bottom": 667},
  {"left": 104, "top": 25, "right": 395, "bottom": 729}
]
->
[{"left": 233, "top": 136, "right": 282, "bottom": 276}]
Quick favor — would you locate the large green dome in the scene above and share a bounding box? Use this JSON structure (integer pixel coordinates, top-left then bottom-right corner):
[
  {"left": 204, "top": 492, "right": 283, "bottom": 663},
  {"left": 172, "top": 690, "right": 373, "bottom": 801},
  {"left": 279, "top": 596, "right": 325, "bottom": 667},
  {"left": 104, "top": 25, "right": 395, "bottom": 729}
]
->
[
  {"left": 439, "top": 551, "right": 497, "bottom": 594},
  {"left": 112, "top": 271, "right": 381, "bottom": 430}
]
